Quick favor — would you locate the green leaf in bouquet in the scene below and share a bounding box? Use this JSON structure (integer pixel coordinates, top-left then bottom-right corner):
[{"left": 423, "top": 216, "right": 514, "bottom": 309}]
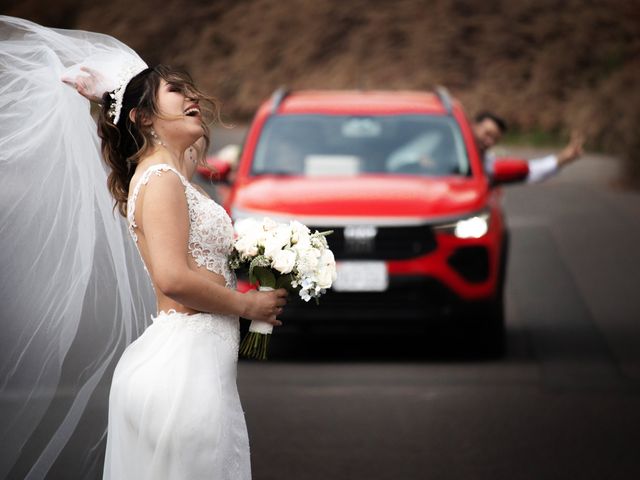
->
[
  {"left": 276, "top": 273, "right": 295, "bottom": 291},
  {"left": 228, "top": 251, "right": 243, "bottom": 270},
  {"left": 248, "top": 255, "right": 271, "bottom": 284},
  {"left": 311, "top": 230, "right": 333, "bottom": 248},
  {"left": 252, "top": 266, "right": 276, "bottom": 289}
]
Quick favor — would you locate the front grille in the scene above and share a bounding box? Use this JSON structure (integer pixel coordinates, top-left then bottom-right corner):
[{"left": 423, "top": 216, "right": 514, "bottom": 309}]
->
[{"left": 309, "top": 224, "right": 437, "bottom": 260}]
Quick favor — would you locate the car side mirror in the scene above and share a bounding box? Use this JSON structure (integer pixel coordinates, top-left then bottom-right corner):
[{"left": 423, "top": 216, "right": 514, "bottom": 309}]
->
[
  {"left": 197, "top": 144, "right": 241, "bottom": 183},
  {"left": 197, "top": 156, "right": 232, "bottom": 183},
  {"left": 491, "top": 158, "right": 529, "bottom": 185}
]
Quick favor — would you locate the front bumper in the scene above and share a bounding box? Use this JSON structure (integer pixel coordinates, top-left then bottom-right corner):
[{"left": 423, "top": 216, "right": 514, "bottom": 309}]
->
[
  {"left": 237, "top": 233, "right": 505, "bottom": 323},
  {"left": 237, "top": 210, "right": 506, "bottom": 323},
  {"left": 277, "top": 275, "right": 463, "bottom": 322}
]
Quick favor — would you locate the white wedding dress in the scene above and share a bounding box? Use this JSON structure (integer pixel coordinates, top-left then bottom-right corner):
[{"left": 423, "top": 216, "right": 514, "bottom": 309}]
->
[{"left": 103, "top": 164, "right": 251, "bottom": 480}]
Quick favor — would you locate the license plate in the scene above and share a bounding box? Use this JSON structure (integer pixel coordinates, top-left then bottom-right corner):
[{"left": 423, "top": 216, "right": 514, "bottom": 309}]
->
[{"left": 333, "top": 261, "right": 388, "bottom": 292}]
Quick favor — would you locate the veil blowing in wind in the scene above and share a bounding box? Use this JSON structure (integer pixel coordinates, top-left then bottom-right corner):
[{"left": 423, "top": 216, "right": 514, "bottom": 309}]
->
[{"left": 0, "top": 16, "right": 154, "bottom": 479}]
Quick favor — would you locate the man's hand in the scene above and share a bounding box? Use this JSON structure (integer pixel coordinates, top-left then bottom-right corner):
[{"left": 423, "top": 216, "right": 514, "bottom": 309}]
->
[{"left": 557, "top": 131, "right": 585, "bottom": 167}]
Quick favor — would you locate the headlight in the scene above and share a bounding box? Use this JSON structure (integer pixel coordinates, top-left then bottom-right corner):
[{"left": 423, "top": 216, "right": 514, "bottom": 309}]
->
[
  {"left": 433, "top": 211, "right": 491, "bottom": 239},
  {"left": 454, "top": 215, "right": 489, "bottom": 238}
]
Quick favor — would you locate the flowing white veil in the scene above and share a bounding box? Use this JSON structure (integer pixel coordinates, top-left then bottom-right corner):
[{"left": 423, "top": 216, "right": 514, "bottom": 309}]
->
[{"left": 0, "top": 16, "right": 154, "bottom": 479}]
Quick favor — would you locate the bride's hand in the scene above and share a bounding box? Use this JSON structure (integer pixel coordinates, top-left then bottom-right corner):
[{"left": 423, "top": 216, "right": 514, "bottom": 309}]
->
[
  {"left": 242, "top": 288, "right": 288, "bottom": 326},
  {"left": 61, "top": 66, "right": 107, "bottom": 103}
]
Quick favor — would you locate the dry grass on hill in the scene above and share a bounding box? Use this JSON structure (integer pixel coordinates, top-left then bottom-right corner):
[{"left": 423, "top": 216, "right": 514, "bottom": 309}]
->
[{"left": 4, "top": 0, "right": 639, "bottom": 180}]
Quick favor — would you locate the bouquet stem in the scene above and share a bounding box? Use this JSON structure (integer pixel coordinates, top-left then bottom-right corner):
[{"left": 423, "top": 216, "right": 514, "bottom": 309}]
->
[{"left": 239, "top": 286, "right": 274, "bottom": 360}]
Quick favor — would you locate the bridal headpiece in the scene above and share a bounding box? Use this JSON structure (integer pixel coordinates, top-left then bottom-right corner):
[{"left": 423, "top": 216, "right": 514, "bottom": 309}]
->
[
  {"left": 107, "top": 61, "right": 148, "bottom": 124},
  {"left": 61, "top": 53, "right": 148, "bottom": 124}
]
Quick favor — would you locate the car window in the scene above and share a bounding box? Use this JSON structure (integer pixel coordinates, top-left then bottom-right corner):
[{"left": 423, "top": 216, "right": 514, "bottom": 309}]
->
[{"left": 251, "top": 114, "right": 470, "bottom": 177}]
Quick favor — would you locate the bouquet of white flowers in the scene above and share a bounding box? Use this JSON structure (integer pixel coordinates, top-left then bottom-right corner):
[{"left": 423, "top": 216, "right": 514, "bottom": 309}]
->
[{"left": 229, "top": 217, "right": 337, "bottom": 360}]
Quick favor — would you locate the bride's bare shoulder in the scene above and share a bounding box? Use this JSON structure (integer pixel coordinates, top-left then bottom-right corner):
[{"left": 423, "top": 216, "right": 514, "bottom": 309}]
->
[{"left": 129, "top": 151, "right": 179, "bottom": 191}]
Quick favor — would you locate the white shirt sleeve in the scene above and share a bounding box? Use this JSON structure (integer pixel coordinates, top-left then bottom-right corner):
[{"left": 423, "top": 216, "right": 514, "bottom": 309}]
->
[
  {"left": 484, "top": 151, "right": 497, "bottom": 176},
  {"left": 526, "top": 154, "right": 559, "bottom": 183}
]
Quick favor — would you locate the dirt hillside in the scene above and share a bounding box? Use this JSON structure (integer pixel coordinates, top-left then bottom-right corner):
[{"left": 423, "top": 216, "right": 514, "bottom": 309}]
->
[{"left": 4, "top": 0, "right": 639, "bottom": 177}]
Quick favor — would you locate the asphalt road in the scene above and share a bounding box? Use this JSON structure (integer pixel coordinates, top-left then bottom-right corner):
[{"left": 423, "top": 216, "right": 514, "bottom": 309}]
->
[
  {"left": 235, "top": 148, "right": 640, "bottom": 480},
  {"left": 3, "top": 137, "right": 639, "bottom": 479}
]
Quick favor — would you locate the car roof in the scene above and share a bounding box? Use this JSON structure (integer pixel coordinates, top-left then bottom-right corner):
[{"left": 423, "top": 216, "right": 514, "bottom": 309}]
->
[{"left": 270, "top": 90, "right": 451, "bottom": 116}]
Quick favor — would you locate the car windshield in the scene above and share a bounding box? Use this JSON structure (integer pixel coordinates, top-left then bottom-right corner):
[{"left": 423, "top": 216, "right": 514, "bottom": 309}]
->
[{"left": 251, "top": 114, "right": 471, "bottom": 177}]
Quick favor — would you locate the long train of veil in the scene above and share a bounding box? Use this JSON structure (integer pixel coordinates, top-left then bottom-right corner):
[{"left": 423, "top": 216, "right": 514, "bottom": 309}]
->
[{"left": 0, "top": 16, "right": 154, "bottom": 479}]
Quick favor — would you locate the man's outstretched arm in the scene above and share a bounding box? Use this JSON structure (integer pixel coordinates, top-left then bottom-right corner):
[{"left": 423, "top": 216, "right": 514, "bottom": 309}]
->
[{"left": 527, "top": 131, "right": 585, "bottom": 183}]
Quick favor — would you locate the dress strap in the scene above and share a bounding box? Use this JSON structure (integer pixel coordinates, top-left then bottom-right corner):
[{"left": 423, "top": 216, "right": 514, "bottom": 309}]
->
[{"left": 127, "top": 163, "right": 190, "bottom": 242}]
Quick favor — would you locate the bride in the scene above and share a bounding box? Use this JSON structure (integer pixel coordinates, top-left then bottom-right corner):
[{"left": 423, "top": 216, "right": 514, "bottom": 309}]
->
[
  {"left": 0, "top": 16, "right": 286, "bottom": 480},
  {"left": 95, "top": 63, "right": 291, "bottom": 479}
]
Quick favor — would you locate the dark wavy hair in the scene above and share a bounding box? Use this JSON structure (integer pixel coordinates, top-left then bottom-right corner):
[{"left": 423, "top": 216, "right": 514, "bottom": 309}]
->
[
  {"left": 474, "top": 111, "right": 508, "bottom": 133},
  {"left": 97, "top": 64, "right": 220, "bottom": 216}
]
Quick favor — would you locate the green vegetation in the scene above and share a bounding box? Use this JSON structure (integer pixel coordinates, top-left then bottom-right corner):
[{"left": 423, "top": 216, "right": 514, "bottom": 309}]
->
[{"left": 502, "top": 130, "right": 566, "bottom": 149}]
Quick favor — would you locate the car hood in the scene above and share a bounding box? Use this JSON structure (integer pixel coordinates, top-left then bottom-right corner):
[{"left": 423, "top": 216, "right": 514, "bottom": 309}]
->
[{"left": 232, "top": 175, "right": 487, "bottom": 220}]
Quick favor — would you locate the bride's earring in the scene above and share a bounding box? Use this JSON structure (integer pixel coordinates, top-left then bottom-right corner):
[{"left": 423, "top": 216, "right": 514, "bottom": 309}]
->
[{"left": 150, "top": 128, "right": 165, "bottom": 147}]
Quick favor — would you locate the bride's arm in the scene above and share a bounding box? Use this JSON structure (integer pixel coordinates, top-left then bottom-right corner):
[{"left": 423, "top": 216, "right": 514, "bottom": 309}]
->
[{"left": 140, "top": 171, "right": 286, "bottom": 324}]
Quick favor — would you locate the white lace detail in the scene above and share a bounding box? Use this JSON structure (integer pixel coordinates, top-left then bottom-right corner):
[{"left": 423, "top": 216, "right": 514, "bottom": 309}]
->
[
  {"left": 152, "top": 309, "right": 240, "bottom": 352},
  {"left": 127, "top": 164, "right": 237, "bottom": 289}
]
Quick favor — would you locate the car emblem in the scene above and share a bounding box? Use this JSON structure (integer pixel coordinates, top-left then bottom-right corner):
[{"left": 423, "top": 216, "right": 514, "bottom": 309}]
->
[{"left": 344, "top": 225, "right": 377, "bottom": 254}]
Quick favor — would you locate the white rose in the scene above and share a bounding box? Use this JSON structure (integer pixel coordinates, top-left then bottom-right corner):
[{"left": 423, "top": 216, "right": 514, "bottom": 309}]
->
[
  {"left": 319, "top": 248, "right": 335, "bottom": 267},
  {"left": 263, "top": 226, "right": 291, "bottom": 259},
  {"left": 315, "top": 249, "right": 336, "bottom": 288},
  {"left": 290, "top": 220, "right": 310, "bottom": 244},
  {"left": 315, "top": 266, "right": 334, "bottom": 289},
  {"left": 311, "top": 249, "right": 336, "bottom": 289},
  {"left": 262, "top": 217, "right": 278, "bottom": 232},
  {"left": 272, "top": 249, "right": 296, "bottom": 274},
  {"left": 235, "top": 235, "right": 259, "bottom": 258},
  {"left": 293, "top": 235, "right": 311, "bottom": 251}
]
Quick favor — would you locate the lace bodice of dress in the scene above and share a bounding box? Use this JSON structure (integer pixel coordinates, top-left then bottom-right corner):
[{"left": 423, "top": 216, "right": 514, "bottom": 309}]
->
[{"left": 127, "top": 164, "right": 236, "bottom": 289}]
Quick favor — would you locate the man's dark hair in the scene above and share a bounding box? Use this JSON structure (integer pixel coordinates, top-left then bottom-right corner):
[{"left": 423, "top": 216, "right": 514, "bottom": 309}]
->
[{"left": 474, "top": 111, "right": 508, "bottom": 133}]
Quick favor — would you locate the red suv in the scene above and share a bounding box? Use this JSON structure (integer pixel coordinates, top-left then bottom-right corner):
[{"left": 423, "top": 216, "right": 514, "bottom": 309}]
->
[{"left": 218, "top": 88, "right": 527, "bottom": 348}]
